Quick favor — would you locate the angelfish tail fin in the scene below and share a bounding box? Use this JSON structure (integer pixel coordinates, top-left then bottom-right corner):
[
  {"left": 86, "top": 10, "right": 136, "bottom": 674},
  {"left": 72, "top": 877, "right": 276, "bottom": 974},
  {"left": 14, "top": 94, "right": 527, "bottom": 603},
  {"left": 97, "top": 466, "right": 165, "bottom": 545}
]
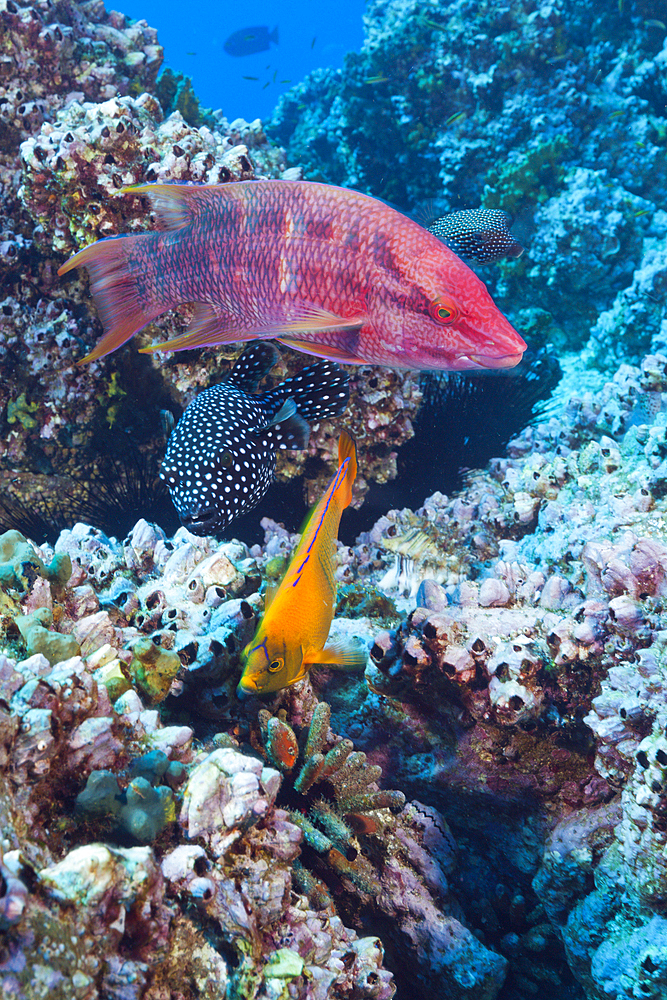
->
[
  {"left": 58, "top": 235, "right": 157, "bottom": 364},
  {"left": 336, "top": 430, "right": 357, "bottom": 509}
]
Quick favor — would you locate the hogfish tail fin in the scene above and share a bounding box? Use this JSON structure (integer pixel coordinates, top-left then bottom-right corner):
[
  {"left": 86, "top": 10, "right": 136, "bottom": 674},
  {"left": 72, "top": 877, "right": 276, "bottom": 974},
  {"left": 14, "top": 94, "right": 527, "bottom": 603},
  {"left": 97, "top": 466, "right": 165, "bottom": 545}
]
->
[
  {"left": 58, "top": 234, "right": 161, "bottom": 364},
  {"left": 336, "top": 431, "right": 357, "bottom": 509}
]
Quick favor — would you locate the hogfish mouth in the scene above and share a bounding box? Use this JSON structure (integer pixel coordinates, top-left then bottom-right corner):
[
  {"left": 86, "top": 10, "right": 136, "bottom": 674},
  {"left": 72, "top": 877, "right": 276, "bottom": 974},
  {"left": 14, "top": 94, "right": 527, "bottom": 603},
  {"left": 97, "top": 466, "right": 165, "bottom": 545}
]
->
[
  {"left": 444, "top": 351, "right": 525, "bottom": 372},
  {"left": 466, "top": 351, "right": 525, "bottom": 370}
]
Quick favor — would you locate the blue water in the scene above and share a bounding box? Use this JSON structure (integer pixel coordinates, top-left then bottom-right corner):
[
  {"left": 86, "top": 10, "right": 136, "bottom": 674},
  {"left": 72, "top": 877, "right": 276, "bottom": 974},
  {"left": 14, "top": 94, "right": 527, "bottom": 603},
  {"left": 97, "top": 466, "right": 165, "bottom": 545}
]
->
[{"left": 120, "top": 0, "right": 366, "bottom": 122}]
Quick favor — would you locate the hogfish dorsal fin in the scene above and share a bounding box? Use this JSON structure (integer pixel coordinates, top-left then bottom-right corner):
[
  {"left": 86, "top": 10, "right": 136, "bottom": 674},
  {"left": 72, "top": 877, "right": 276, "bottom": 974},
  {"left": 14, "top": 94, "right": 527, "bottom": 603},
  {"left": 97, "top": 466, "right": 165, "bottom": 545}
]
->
[{"left": 122, "top": 183, "right": 244, "bottom": 231}]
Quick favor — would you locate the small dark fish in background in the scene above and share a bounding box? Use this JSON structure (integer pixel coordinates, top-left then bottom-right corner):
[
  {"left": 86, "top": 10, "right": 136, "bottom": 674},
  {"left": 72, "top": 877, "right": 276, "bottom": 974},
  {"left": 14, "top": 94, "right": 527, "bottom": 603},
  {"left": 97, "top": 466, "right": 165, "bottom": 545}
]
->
[
  {"left": 223, "top": 25, "right": 279, "bottom": 57},
  {"left": 161, "top": 341, "right": 349, "bottom": 537},
  {"left": 428, "top": 208, "right": 525, "bottom": 263}
]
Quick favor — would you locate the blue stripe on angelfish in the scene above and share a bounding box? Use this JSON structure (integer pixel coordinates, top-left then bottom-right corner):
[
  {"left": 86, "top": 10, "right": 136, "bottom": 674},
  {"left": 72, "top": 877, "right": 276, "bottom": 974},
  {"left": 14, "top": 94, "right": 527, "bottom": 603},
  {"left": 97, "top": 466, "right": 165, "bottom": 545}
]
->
[
  {"left": 250, "top": 636, "right": 270, "bottom": 664},
  {"left": 291, "top": 457, "right": 351, "bottom": 588}
]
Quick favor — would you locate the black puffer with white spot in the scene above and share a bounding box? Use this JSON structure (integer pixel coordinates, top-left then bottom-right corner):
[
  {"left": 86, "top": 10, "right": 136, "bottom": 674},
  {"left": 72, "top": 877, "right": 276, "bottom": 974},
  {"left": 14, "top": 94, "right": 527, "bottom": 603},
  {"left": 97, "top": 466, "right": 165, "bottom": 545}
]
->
[
  {"left": 161, "top": 341, "right": 350, "bottom": 536},
  {"left": 428, "top": 208, "right": 524, "bottom": 263}
]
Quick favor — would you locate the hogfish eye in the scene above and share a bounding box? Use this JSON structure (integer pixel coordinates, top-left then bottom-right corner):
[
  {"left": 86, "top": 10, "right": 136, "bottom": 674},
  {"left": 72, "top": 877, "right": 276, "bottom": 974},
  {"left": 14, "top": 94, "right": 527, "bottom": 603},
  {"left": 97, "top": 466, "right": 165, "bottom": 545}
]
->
[
  {"left": 219, "top": 451, "right": 233, "bottom": 468},
  {"left": 268, "top": 658, "right": 283, "bottom": 673},
  {"left": 429, "top": 295, "right": 460, "bottom": 324}
]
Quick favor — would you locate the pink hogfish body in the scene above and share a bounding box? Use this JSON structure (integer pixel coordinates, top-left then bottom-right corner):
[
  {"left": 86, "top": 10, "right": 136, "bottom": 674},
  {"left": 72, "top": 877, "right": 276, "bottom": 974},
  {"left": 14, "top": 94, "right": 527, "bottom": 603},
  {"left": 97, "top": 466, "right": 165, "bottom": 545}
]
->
[{"left": 58, "top": 180, "right": 527, "bottom": 370}]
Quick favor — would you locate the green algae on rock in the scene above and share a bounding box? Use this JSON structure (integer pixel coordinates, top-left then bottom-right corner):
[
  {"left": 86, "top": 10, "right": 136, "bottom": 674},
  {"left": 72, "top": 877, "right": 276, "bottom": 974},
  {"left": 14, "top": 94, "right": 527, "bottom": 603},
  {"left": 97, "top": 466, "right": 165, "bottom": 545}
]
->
[
  {"left": 128, "top": 636, "right": 181, "bottom": 704},
  {"left": 0, "top": 529, "right": 71, "bottom": 593},
  {"left": 6, "top": 391, "right": 39, "bottom": 430},
  {"left": 16, "top": 608, "right": 81, "bottom": 665}
]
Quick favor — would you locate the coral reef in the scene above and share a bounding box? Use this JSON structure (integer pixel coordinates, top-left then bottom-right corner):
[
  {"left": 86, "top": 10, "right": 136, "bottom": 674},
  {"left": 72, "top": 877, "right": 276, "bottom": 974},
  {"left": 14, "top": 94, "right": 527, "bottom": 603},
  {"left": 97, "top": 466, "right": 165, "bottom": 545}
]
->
[
  {"left": 4, "top": 342, "right": 667, "bottom": 996},
  {"left": 0, "top": 0, "right": 422, "bottom": 529},
  {"left": 21, "top": 92, "right": 275, "bottom": 255},
  {"left": 269, "top": 0, "right": 667, "bottom": 366},
  {"left": 0, "top": 519, "right": 402, "bottom": 999},
  {"left": 3, "top": 0, "right": 667, "bottom": 996}
]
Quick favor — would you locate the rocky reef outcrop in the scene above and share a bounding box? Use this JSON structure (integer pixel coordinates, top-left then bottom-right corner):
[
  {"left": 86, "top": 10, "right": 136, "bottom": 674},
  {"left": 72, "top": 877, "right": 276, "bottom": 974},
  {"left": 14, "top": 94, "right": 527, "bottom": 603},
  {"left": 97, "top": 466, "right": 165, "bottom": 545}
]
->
[
  {"left": 269, "top": 0, "right": 667, "bottom": 367},
  {"left": 1, "top": 346, "right": 667, "bottom": 998},
  {"left": 3, "top": 0, "right": 667, "bottom": 997}
]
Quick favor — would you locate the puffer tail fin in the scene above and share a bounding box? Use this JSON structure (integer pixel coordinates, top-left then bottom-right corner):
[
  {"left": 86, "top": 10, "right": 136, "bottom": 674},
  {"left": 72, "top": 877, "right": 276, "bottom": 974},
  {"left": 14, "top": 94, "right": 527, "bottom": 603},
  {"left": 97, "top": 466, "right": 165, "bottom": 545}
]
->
[
  {"left": 58, "top": 235, "right": 156, "bottom": 364},
  {"left": 337, "top": 431, "right": 357, "bottom": 509},
  {"left": 262, "top": 359, "right": 350, "bottom": 425}
]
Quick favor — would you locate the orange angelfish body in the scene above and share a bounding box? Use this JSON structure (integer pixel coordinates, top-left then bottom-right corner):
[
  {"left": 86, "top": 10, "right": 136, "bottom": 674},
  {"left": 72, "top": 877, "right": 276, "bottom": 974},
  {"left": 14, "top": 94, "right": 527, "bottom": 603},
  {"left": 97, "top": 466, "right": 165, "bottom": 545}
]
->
[
  {"left": 238, "top": 431, "right": 365, "bottom": 696},
  {"left": 58, "top": 180, "right": 526, "bottom": 371}
]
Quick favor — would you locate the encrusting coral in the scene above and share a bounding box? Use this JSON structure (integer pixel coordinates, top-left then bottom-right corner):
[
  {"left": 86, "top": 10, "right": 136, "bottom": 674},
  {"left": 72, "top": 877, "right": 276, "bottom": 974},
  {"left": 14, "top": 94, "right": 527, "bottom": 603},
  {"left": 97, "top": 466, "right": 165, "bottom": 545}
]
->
[
  {"left": 255, "top": 701, "right": 406, "bottom": 904},
  {"left": 2, "top": 342, "right": 667, "bottom": 996},
  {"left": 3, "top": 0, "right": 667, "bottom": 996},
  {"left": 1, "top": 14, "right": 423, "bottom": 524},
  {"left": 0, "top": 519, "right": 402, "bottom": 998}
]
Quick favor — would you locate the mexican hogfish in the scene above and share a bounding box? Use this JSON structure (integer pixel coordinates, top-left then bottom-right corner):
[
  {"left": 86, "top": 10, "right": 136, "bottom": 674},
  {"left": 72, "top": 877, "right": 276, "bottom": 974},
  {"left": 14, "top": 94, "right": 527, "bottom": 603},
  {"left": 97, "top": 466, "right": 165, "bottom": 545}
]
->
[{"left": 58, "top": 180, "right": 527, "bottom": 371}]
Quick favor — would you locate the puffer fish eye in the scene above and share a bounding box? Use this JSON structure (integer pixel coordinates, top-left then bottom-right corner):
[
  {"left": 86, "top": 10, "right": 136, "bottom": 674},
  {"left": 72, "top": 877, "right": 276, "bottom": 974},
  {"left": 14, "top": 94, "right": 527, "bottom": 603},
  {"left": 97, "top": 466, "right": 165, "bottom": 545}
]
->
[
  {"left": 268, "top": 659, "right": 283, "bottom": 673},
  {"left": 219, "top": 451, "right": 233, "bottom": 468},
  {"left": 429, "top": 295, "right": 460, "bottom": 324}
]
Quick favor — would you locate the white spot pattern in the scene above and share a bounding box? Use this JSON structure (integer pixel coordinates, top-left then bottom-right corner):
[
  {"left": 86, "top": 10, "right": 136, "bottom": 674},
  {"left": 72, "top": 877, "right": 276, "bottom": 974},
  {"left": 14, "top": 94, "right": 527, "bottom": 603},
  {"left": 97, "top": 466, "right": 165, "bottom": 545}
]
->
[{"left": 160, "top": 342, "right": 349, "bottom": 536}]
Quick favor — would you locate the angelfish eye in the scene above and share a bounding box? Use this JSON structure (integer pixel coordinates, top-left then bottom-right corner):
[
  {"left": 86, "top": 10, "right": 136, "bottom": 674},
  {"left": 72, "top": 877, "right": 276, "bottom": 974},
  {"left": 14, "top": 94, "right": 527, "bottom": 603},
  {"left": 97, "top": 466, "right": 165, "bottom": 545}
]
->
[
  {"left": 219, "top": 451, "right": 233, "bottom": 468},
  {"left": 268, "top": 659, "right": 283, "bottom": 673},
  {"left": 429, "top": 295, "right": 459, "bottom": 324}
]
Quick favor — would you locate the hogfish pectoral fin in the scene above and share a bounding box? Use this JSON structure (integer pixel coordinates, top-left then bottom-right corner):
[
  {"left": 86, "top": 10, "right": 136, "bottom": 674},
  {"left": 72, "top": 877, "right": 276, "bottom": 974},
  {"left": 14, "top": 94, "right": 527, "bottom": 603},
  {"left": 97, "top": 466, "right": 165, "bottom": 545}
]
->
[
  {"left": 277, "top": 338, "right": 367, "bottom": 364},
  {"left": 275, "top": 304, "right": 364, "bottom": 332},
  {"left": 140, "top": 303, "right": 364, "bottom": 355},
  {"left": 306, "top": 637, "right": 368, "bottom": 672}
]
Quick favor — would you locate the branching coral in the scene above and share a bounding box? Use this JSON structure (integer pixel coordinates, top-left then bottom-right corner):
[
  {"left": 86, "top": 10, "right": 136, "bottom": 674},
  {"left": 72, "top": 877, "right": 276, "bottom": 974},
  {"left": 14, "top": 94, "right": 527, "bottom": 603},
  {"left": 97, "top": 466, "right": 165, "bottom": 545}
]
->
[{"left": 254, "top": 702, "right": 405, "bottom": 908}]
